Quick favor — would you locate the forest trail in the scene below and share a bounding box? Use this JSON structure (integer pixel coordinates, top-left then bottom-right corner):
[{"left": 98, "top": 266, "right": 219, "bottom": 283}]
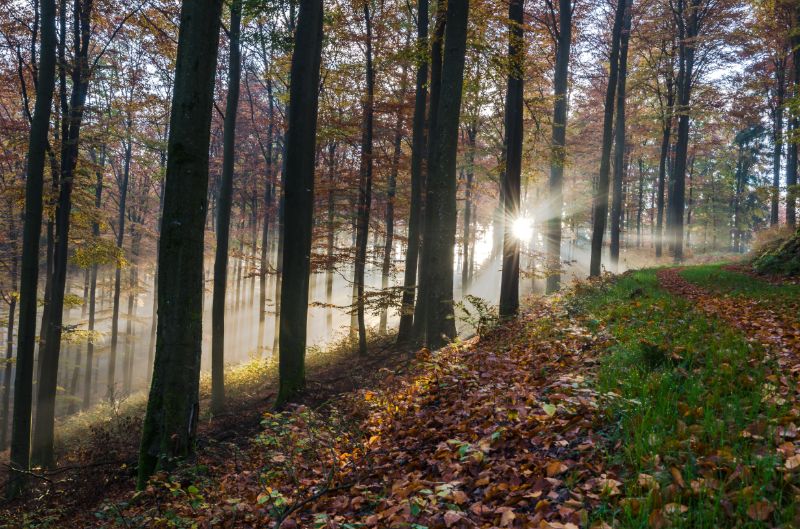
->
[
  {"left": 7, "top": 265, "right": 800, "bottom": 528},
  {"left": 657, "top": 267, "right": 800, "bottom": 361}
]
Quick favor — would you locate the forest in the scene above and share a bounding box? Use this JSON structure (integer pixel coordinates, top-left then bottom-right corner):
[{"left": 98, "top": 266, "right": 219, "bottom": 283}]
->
[{"left": 1, "top": 0, "right": 800, "bottom": 526}]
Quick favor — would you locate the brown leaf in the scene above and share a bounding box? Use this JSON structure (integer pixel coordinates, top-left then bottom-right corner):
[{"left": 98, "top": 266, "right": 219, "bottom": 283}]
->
[
  {"left": 670, "top": 467, "right": 686, "bottom": 488},
  {"left": 747, "top": 500, "right": 773, "bottom": 521}
]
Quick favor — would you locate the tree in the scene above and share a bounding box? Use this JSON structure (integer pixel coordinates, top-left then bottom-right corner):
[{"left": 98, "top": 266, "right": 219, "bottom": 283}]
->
[
  {"left": 211, "top": 0, "right": 243, "bottom": 414},
  {"left": 137, "top": 0, "right": 224, "bottom": 488},
  {"left": 589, "top": 0, "right": 627, "bottom": 277},
  {"left": 396, "top": 0, "right": 427, "bottom": 345},
  {"left": 610, "top": 0, "right": 632, "bottom": 268},
  {"left": 354, "top": 0, "right": 375, "bottom": 356},
  {"left": 417, "top": 0, "right": 470, "bottom": 348},
  {"left": 499, "top": 0, "right": 524, "bottom": 317},
  {"left": 545, "top": 0, "right": 573, "bottom": 293},
  {"left": 7, "top": 0, "right": 56, "bottom": 498},
  {"left": 275, "top": 0, "right": 324, "bottom": 406}
]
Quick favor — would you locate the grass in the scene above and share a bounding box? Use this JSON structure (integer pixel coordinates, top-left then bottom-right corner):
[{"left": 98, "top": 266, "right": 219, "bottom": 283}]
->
[
  {"left": 679, "top": 263, "right": 800, "bottom": 304},
  {"left": 569, "top": 269, "right": 794, "bottom": 528},
  {"left": 54, "top": 328, "right": 397, "bottom": 459}
]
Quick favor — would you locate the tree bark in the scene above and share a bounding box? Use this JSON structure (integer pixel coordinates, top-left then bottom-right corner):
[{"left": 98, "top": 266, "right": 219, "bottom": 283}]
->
[
  {"left": 772, "top": 56, "right": 786, "bottom": 226},
  {"left": 108, "top": 125, "right": 132, "bottom": 398},
  {"left": 668, "top": 0, "right": 698, "bottom": 260},
  {"left": 411, "top": 2, "right": 444, "bottom": 343},
  {"left": 31, "top": 0, "right": 92, "bottom": 468},
  {"left": 1, "top": 203, "right": 18, "bottom": 450},
  {"left": 84, "top": 146, "right": 104, "bottom": 409},
  {"left": 609, "top": 1, "right": 632, "bottom": 269},
  {"left": 137, "top": 0, "right": 223, "bottom": 488},
  {"left": 211, "top": 0, "right": 242, "bottom": 415},
  {"left": 396, "top": 0, "right": 428, "bottom": 345},
  {"left": 546, "top": 0, "right": 572, "bottom": 293},
  {"left": 499, "top": 0, "right": 524, "bottom": 317},
  {"left": 354, "top": 0, "right": 375, "bottom": 356},
  {"left": 275, "top": 0, "right": 324, "bottom": 406},
  {"left": 418, "top": 0, "right": 470, "bottom": 347},
  {"left": 462, "top": 123, "right": 477, "bottom": 290},
  {"left": 589, "top": 0, "right": 627, "bottom": 276}
]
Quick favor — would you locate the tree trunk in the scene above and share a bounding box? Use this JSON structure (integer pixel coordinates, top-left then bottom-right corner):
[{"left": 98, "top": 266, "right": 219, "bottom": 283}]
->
[
  {"left": 610, "top": 1, "right": 632, "bottom": 269},
  {"left": 655, "top": 74, "right": 674, "bottom": 258},
  {"left": 396, "top": 0, "right": 428, "bottom": 344},
  {"left": 462, "top": 123, "right": 477, "bottom": 290},
  {"left": 772, "top": 56, "right": 786, "bottom": 226},
  {"left": 668, "top": 0, "right": 698, "bottom": 261},
  {"left": 788, "top": 5, "right": 800, "bottom": 227},
  {"left": 108, "top": 125, "right": 132, "bottom": 398},
  {"left": 589, "top": 0, "right": 627, "bottom": 276},
  {"left": 545, "top": 0, "right": 572, "bottom": 293},
  {"left": 379, "top": 71, "right": 407, "bottom": 335},
  {"left": 325, "top": 142, "right": 337, "bottom": 332},
  {"left": 275, "top": 0, "right": 324, "bottom": 406},
  {"left": 137, "top": 0, "right": 223, "bottom": 488},
  {"left": 84, "top": 147, "right": 104, "bottom": 409},
  {"left": 418, "top": 0, "right": 470, "bottom": 347},
  {"left": 354, "top": 1, "right": 375, "bottom": 356},
  {"left": 211, "top": 0, "right": 242, "bottom": 415},
  {"left": 1, "top": 203, "right": 18, "bottom": 450},
  {"left": 499, "top": 0, "right": 524, "bottom": 318},
  {"left": 411, "top": 2, "right": 444, "bottom": 343},
  {"left": 31, "top": 0, "right": 92, "bottom": 469}
]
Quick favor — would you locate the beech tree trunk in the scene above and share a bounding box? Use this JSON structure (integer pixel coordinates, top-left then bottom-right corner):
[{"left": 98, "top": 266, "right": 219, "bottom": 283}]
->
[
  {"left": 85, "top": 146, "right": 105, "bottom": 409},
  {"left": 396, "top": 0, "right": 428, "bottom": 345},
  {"left": 275, "top": 0, "right": 324, "bottom": 406},
  {"left": 545, "top": 0, "right": 572, "bottom": 293},
  {"left": 772, "top": 56, "right": 786, "bottom": 226},
  {"left": 462, "top": 123, "right": 477, "bottom": 290},
  {"left": 354, "top": 1, "right": 374, "bottom": 356},
  {"left": 137, "top": 0, "right": 224, "bottom": 488},
  {"left": 411, "top": 2, "right": 444, "bottom": 344},
  {"left": 1, "top": 205, "right": 18, "bottom": 450},
  {"left": 31, "top": 0, "right": 92, "bottom": 468},
  {"left": 211, "top": 0, "right": 242, "bottom": 414},
  {"left": 499, "top": 0, "right": 524, "bottom": 318},
  {"left": 108, "top": 123, "right": 132, "bottom": 398},
  {"left": 668, "top": 0, "right": 698, "bottom": 260},
  {"left": 788, "top": 6, "right": 800, "bottom": 227},
  {"left": 610, "top": 1, "right": 632, "bottom": 269},
  {"left": 418, "top": 0, "right": 470, "bottom": 347},
  {"left": 589, "top": 0, "right": 626, "bottom": 276},
  {"left": 380, "top": 82, "right": 405, "bottom": 334},
  {"left": 655, "top": 71, "right": 674, "bottom": 258}
]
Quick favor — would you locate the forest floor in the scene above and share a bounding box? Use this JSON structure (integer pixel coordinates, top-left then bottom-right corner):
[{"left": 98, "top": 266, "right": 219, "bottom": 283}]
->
[{"left": 3, "top": 262, "right": 800, "bottom": 528}]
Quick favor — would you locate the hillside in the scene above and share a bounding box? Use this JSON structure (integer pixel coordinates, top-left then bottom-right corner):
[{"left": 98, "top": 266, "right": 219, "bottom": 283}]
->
[{"left": 5, "top": 263, "right": 799, "bottom": 528}]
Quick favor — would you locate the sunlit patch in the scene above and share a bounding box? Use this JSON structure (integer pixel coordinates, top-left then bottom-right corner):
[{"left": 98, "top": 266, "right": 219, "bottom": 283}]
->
[{"left": 512, "top": 217, "right": 533, "bottom": 241}]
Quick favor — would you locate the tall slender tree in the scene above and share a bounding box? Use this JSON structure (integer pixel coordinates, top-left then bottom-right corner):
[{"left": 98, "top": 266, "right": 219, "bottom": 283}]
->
[
  {"left": 499, "top": 0, "right": 524, "bottom": 317},
  {"left": 31, "top": 0, "right": 94, "bottom": 469},
  {"left": 610, "top": 0, "right": 632, "bottom": 269},
  {"left": 396, "top": 0, "right": 428, "bottom": 344},
  {"left": 275, "top": 0, "right": 324, "bottom": 406},
  {"left": 589, "top": 0, "right": 626, "bottom": 276},
  {"left": 418, "top": 0, "right": 470, "bottom": 347},
  {"left": 211, "top": 0, "right": 243, "bottom": 414},
  {"left": 137, "top": 0, "right": 224, "bottom": 488},
  {"left": 8, "top": 0, "right": 57, "bottom": 498},
  {"left": 354, "top": 0, "right": 375, "bottom": 356},
  {"left": 545, "top": 0, "right": 572, "bottom": 293},
  {"left": 668, "top": 0, "right": 699, "bottom": 260}
]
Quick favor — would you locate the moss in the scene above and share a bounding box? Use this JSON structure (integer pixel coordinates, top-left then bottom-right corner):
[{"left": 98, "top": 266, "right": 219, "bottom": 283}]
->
[{"left": 753, "top": 229, "right": 800, "bottom": 276}]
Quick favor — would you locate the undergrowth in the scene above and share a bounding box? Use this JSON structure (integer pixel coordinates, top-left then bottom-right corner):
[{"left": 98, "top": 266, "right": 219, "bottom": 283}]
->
[
  {"left": 680, "top": 264, "right": 800, "bottom": 304},
  {"left": 573, "top": 270, "right": 794, "bottom": 528}
]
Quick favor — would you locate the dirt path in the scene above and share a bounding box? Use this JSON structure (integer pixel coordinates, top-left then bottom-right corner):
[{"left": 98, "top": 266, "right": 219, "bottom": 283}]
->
[{"left": 657, "top": 268, "right": 800, "bottom": 366}]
